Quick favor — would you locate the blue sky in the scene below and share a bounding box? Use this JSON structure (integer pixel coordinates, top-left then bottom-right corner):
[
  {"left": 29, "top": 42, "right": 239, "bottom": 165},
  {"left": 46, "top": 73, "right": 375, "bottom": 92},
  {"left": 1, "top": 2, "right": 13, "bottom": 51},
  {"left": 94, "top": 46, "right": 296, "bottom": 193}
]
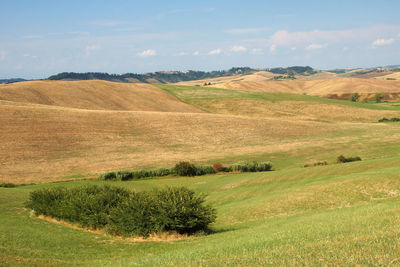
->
[{"left": 1, "top": 0, "right": 400, "bottom": 79}]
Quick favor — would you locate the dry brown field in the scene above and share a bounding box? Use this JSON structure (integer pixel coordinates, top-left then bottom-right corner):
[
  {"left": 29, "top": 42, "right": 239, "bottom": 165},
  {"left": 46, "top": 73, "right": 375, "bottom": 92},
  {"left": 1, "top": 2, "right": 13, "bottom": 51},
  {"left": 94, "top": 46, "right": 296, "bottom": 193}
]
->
[{"left": 2, "top": 79, "right": 400, "bottom": 184}]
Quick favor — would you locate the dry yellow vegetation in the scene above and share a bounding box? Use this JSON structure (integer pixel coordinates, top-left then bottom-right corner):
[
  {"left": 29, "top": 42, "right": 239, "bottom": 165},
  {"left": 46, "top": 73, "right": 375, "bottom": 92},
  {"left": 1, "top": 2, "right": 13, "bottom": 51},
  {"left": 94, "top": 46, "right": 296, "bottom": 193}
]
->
[
  {"left": 0, "top": 80, "right": 201, "bottom": 112},
  {"left": 375, "top": 72, "right": 400, "bottom": 80},
  {"left": 2, "top": 79, "right": 400, "bottom": 184},
  {"left": 1, "top": 99, "right": 363, "bottom": 184},
  {"left": 195, "top": 99, "right": 400, "bottom": 122},
  {"left": 176, "top": 71, "right": 277, "bottom": 86},
  {"left": 216, "top": 78, "right": 400, "bottom": 100}
]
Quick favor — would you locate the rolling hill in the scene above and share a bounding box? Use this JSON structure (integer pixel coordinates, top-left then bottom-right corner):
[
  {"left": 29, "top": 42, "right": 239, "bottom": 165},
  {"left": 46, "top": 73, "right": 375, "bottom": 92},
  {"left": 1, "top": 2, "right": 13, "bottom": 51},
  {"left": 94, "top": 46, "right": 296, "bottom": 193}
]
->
[
  {"left": 214, "top": 78, "right": 400, "bottom": 100},
  {"left": 2, "top": 80, "right": 400, "bottom": 184},
  {"left": 0, "top": 80, "right": 201, "bottom": 112}
]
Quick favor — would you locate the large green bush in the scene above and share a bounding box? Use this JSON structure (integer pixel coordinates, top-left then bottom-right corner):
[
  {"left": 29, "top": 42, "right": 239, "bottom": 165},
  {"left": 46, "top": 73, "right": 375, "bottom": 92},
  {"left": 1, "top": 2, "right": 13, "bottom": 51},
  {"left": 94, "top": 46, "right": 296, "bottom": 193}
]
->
[{"left": 25, "top": 185, "right": 216, "bottom": 237}]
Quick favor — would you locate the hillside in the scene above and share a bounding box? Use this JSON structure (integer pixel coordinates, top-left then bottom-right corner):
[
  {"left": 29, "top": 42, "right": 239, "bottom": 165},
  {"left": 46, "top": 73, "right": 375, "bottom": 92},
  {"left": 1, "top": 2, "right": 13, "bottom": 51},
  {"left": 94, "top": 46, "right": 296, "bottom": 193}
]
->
[
  {"left": 2, "top": 82, "right": 400, "bottom": 183},
  {"left": 215, "top": 78, "right": 400, "bottom": 100},
  {"left": 1, "top": 99, "right": 359, "bottom": 183},
  {"left": 0, "top": 80, "right": 201, "bottom": 112}
]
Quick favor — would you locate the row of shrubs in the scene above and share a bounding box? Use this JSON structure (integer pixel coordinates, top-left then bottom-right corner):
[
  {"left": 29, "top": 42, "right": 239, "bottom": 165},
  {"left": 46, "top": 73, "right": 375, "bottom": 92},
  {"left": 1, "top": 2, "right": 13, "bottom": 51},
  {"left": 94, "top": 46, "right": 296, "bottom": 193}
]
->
[
  {"left": 101, "top": 161, "right": 273, "bottom": 181},
  {"left": 0, "top": 183, "right": 17, "bottom": 188},
  {"left": 378, "top": 117, "right": 400, "bottom": 123},
  {"left": 304, "top": 155, "right": 362, "bottom": 168},
  {"left": 25, "top": 185, "right": 216, "bottom": 237}
]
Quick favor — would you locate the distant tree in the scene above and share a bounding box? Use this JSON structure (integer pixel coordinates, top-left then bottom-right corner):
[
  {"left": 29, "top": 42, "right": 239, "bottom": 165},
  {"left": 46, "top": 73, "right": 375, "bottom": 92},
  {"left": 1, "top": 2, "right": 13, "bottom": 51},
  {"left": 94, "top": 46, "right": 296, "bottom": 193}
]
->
[
  {"left": 374, "top": 93, "right": 384, "bottom": 103},
  {"left": 350, "top": 93, "right": 360, "bottom": 102}
]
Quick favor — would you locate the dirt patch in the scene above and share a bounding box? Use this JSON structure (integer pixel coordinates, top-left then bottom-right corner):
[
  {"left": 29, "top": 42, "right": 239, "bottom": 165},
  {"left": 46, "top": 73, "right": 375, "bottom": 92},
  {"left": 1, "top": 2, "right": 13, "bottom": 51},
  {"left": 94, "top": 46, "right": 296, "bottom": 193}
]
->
[{"left": 36, "top": 215, "right": 189, "bottom": 242}]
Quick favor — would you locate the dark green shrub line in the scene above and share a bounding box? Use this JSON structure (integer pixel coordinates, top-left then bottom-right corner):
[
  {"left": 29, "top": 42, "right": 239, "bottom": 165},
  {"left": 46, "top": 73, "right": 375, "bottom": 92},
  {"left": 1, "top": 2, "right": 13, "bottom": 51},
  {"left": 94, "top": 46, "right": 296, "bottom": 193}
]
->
[
  {"left": 25, "top": 185, "right": 216, "bottom": 237},
  {"left": 0, "top": 182, "right": 17, "bottom": 188},
  {"left": 336, "top": 155, "right": 362, "bottom": 163},
  {"left": 100, "top": 161, "right": 273, "bottom": 181},
  {"left": 378, "top": 117, "right": 400, "bottom": 122}
]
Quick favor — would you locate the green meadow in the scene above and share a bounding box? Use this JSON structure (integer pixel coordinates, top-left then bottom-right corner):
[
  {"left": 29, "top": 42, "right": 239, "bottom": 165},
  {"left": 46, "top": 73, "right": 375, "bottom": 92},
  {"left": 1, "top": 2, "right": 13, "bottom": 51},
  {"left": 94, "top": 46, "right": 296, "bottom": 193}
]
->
[{"left": 2, "top": 154, "right": 400, "bottom": 266}]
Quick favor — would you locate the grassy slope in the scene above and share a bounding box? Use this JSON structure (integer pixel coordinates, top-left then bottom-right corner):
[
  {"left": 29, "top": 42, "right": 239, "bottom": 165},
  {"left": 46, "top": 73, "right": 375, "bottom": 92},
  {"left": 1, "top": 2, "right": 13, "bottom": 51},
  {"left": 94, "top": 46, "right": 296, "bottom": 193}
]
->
[{"left": 2, "top": 157, "right": 400, "bottom": 266}]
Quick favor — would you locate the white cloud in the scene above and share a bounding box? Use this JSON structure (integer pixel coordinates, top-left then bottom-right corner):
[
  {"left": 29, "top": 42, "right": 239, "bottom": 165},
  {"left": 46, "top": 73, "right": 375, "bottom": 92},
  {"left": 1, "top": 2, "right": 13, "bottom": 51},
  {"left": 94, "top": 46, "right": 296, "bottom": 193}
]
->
[
  {"left": 372, "top": 38, "right": 394, "bottom": 47},
  {"left": 225, "top": 28, "right": 268, "bottom": 34},
  {"left": 176, "top": 51, "right": 188, "bottom": 56},
  {"left": 269, "top": 44, "right": 277, "bottom": 53},
  {"left": 22, "top": 35, "right": 42, "bottom": 39},
  {"left": 208, "top": 48, "right": 221, "bottom": 55},
  {"left": 193, "top": 51, "right": 200, "bottom": 56},
  {"left": 269, "top": 26, "right": 400, "bottom": 47},
  {"left": 85, "top": 45, "right": 100, "bottom": 56},
  {"left": 343, "top": 46, "right": 349, "bottom": 51},
  {"left": 137, "top": 49, "right": 157, "bottom": 57},
  {"left": 250, "top": 48, "right": 263, "bottom": 55},
  {"left": 23, "top": 54, "right": 38, "bottom": 59},
  {"left": 231, "top": 45, "right": 247, "bottom": 52},
  {"left": 306, "top": 43, "right": 325, "bottom": 50},
  {"left": 291, "top": 47, "right": 297, "bottom": 51},
  {"left": 398, "top": 33, "right": 400, "bottom": 38},
  {"left": 0, "top": 50, "right": 7, "bottom": 61}
]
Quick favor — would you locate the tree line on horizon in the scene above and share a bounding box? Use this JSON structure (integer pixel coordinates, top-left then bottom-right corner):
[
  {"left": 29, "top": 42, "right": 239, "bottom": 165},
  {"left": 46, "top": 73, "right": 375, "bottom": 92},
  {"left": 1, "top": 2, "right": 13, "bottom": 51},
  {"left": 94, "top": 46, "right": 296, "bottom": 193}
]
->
[{"left": 46, "top": 66, "right": 316, "bottom": 84}]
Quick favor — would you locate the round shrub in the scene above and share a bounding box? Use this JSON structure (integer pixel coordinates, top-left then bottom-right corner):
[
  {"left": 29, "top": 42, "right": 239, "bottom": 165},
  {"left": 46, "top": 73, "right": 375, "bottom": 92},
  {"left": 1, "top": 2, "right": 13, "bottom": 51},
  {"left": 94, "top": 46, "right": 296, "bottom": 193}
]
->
[
  {"left": 174, "top": 161, "right": 197, "bottom": 176},
  {"left": 101, "top": 172, "right": 117, "bottom": 180}
]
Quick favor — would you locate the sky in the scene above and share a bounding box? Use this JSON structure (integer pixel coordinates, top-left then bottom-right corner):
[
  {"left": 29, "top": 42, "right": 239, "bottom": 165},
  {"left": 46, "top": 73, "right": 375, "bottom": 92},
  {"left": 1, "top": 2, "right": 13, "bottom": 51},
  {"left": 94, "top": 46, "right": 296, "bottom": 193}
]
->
[{"left": 0, "top": 0, "right": 400, "bottom": 79}]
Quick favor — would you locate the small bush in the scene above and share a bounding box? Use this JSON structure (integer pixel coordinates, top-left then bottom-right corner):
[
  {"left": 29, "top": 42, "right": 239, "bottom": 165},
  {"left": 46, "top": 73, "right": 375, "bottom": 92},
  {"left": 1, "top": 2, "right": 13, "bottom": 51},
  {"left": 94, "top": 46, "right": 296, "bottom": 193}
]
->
[
  {"left": 195, "top": 165, "right": 216, "bottom": 176},
  {"left": 174, "top": 161, "right": 197, "bottom": 177},
  {"left": 115, "top": 171, "right": 132, "bottom": 181},
  {"left": 101, "top": 172, "right": 117, "bottom": 180},
  {"left": 378, "top": 117, "right": 400, "bottom": 122},
  {"left": 212, "top": 163, "right": 228, "bottom": 172},
  {"left": 231, "top": 161, "right": 272, "bottom": 172},
  {"left": 0, "top": 182, "right": 17, "bottom": 188},
  {"left": 26, "top": 185, "right": 216, "bottom": 237},
  {"left": 336, "top": 155, "right": 362, "bottom": 163},
  {"left": 350, "top": 93, "right": 360, "bottom": 102}
]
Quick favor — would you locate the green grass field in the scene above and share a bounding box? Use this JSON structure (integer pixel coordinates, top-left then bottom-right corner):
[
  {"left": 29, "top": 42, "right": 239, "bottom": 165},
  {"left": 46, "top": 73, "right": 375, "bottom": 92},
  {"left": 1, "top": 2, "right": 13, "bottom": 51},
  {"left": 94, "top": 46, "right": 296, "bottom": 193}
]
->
[{"left": 2, "top": 155, "right": 400, "bottom": 266}]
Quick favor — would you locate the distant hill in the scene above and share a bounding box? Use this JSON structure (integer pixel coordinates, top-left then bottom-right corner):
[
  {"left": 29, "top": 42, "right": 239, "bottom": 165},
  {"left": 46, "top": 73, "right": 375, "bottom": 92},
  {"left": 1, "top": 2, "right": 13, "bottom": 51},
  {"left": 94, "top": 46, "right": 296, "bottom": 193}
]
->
[
  {"left": 0, "top": 78, "right": 27, "bottom": 84},
  {"left": 47, "top": 66, "right": 321, "bottom": 84},
  {"left": 47, "top": 67, "right": 256, "bottom": 84}
]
